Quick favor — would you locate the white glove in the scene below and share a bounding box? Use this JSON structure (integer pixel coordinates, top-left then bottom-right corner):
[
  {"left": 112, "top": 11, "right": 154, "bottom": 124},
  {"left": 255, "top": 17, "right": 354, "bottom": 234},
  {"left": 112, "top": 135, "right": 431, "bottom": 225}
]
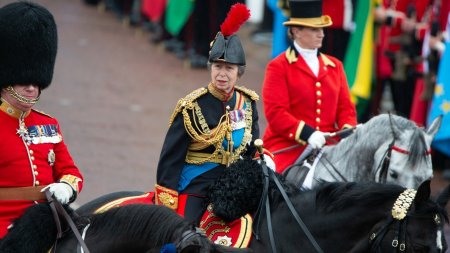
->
[
  {"left": 41, "top": 183, "right": 74, "bottom": 204},
  {"left": 307, "top": 131, "right": 327, "bottom": 149},
  {"left": 258, "top": 155, "right": 276, "bottom": 171}
]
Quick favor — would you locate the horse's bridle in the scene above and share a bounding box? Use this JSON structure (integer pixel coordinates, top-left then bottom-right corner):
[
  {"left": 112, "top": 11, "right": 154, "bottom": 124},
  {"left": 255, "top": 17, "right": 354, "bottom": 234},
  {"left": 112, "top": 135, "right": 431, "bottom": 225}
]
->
[
  {"left": 369, "top": 189, "right": 418, "bottom": 252},
  {"left": 253, "top": 157, "right": 324, "bottom": 253},
  {"left": 376, "top": 115, "right": 432, "bottom": 183}
]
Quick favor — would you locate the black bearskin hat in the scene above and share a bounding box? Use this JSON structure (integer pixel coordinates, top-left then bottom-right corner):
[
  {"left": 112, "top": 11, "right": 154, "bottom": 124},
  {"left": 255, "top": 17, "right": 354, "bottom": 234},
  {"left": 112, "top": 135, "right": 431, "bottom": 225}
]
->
[
  {"left": 208, "top": 3, "right": 250, "bottom": 66},
  {"left": 0, "top": 1, "right": 58, "bottom": 90}
]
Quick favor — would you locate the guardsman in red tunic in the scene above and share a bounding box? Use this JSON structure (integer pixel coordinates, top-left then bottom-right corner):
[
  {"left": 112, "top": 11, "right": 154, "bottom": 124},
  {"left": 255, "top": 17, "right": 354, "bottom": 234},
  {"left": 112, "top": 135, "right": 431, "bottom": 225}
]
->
[
  {"left": 0, "top": 2, "right": 83, "bottom": 239},
  {"left": 262, "top": 0, "right": 357, "bottom": 174}
]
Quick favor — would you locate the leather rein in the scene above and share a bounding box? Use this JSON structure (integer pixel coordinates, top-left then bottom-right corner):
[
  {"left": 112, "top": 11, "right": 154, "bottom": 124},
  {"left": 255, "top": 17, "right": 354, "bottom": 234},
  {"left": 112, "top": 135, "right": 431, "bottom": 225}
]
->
[
  {"left": 45, "top": 191, "right": 90, "bottom": 253},
  {"left": 253, "top": 156, "right": 324, "bottom": 253}
]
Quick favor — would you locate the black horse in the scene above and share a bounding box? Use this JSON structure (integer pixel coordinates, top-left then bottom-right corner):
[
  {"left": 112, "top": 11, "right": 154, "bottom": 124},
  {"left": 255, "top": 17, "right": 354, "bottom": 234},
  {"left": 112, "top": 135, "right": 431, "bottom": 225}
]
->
[
  {"left": 75, "top": 159, "right": 450, "bottom": 253},
  {"left": 0, "top": 203, "right": 252, "bottom": 253}
]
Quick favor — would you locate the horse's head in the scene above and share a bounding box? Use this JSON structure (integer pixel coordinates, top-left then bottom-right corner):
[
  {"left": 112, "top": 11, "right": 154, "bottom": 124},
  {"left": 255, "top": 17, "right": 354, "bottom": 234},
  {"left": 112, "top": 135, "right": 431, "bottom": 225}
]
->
[
  {"left": 372, "top": 114, "right": 441, "bottom": 189},
  {"left": 172, "top": 227, "right": 252, "bottom": 253},
  {"left": 370, "top": 180, "right": 448, "bottom": 253}
]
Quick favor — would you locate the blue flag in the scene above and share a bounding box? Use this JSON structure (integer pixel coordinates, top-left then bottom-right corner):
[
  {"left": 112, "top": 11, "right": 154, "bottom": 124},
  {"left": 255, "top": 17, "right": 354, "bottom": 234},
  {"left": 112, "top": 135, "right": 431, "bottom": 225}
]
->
[
  {"left": 267, "top": 0, "right": 289, "bottom": 58},
  {"left": 427, "top": 41, "right": 450, "bottom": 156}
]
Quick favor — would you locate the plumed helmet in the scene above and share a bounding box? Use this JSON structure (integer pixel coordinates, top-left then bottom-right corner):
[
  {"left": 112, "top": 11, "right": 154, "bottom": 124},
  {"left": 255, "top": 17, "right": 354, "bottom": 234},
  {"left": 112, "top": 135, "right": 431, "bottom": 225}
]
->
[
  {"left": 0, "top": 1, "right": 58, "bottom": 90},
  {"left": 208, "top": 3, "right": 250, "bottom": 66}
]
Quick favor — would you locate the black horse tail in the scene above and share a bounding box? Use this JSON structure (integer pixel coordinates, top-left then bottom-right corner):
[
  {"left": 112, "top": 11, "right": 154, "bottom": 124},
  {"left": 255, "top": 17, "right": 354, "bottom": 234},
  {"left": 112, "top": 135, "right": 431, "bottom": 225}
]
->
[{"left": 0, "top": 203, "right": 81, "bottom": 253}]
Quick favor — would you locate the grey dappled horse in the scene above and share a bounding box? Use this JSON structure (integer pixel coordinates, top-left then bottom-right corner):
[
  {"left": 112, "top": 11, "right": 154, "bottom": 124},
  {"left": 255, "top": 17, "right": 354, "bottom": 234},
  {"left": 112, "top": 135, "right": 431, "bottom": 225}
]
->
[{"left": 285, "top": 114, "right": 442, "bottom": 189}]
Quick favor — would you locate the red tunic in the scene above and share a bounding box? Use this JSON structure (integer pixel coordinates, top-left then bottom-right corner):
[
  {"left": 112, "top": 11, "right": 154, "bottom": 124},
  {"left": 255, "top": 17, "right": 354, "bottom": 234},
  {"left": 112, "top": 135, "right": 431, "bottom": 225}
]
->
[
  {"left": 0, "top": 101, "right": 83, "bottom": 238},
  {"left": 262, "top": 47, "right": 357, "bottom": 173}
]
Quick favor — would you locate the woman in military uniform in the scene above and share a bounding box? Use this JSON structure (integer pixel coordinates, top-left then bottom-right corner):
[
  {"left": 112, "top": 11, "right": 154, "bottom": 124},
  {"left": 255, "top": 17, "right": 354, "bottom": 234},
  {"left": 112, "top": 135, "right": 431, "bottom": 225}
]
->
[
  {"left": 155, "top": 4, "right": 260, "bottom": 225},
  {"left": 0, "top": 2, "right": 83, "bottom": 239}
]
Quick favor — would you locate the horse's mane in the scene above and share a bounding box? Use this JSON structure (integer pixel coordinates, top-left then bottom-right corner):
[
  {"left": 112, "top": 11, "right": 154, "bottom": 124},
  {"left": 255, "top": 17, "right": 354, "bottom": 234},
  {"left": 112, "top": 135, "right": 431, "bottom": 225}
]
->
[
  {"left": 86, "top": 204, "right": 192, "bottom": 247},
  {"left": 323, "top": 114, "right": 429, "bottom": 178}
]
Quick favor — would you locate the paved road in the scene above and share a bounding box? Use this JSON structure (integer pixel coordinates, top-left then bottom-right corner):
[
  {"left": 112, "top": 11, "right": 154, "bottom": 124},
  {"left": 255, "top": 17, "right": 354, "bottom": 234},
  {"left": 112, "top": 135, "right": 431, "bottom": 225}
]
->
[
  {"left": 2, "top": 0, "right": 450, "bottom": 248},
  {"left": 1, "top": 0, "right": 270, "bottom": 205}
]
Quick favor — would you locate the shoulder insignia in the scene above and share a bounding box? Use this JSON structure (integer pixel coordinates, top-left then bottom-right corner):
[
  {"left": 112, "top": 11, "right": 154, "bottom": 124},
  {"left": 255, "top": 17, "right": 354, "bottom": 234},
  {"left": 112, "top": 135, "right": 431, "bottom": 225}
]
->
[
  {"left": 169, "top": 87, "right": 208, "bottom": 125},
  {"left": 320, "top": 53, "right": 336, "bottom": 68},
  {"left": 285, "top": 46, "right": 298, "bottom": 64},
  {"left": 32, "top": 109, "right": 54, "bottom": 118},
  {"left": 235, "top": 86, "right": 259, "bottom": 101}
]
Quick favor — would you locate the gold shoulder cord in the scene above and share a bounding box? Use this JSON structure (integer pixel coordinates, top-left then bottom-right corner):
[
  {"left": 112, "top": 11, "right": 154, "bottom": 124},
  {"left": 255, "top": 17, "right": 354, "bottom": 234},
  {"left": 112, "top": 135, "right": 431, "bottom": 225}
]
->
[{"left": 183, "top": 95, "right": 254, "bottom": 165}]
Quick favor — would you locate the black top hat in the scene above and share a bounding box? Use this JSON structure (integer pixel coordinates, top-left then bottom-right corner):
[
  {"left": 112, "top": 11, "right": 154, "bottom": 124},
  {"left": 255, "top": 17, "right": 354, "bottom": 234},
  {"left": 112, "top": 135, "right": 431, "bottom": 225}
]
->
[
  {"left": 283, "top": 0, "right": 332, "bottom": 27},
  {"left": 0, "top": 2, "right": 58, "bottom": 90},
  {"left": 208, "top": 3, "right": 250, "bottom": 66}
]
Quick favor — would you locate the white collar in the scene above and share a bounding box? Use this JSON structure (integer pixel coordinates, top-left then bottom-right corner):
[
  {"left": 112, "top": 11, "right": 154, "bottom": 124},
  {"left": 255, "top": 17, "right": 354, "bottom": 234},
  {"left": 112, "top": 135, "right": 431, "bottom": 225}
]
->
[{"left": 294, "top": 41, "right": 318, "bottom": 56}]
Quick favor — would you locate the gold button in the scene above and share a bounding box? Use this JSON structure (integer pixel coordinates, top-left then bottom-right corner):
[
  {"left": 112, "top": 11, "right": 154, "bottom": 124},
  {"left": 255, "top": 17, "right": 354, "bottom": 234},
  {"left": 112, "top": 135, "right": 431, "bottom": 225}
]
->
[
  {"left": 31, "top": 156, "right": 35, "bottom": 161},
  {"left": 316, "top": 91, "right": 322, "bottom": 97},
  {"left": 35, "top": 181, "right": 40, "bottom": 185},
  {"left": 289, "top": 133, "right": 293, "bottom": 138},
  {"left": 316, "top": 109, "right": 321, "bottom": 114},
  {"left": 33, "top": 165, "right": 37, "bottom": 169},
  {"left": 316, "top": 127, "right": 320, "bottom": 130},
  {"left": 34, "top": 171, "right": 39, "bottom": 176},
  {"left": 316, "top": 82, "right": 321, "bottom": 87},
  {"left": 169, "top": 199, "right": 175, "bottom": 205},
  {"left": 317, "top": 99, "right": 322, "bottom": 105},
  {"left": 316, "top": 117, "right": 320, "bottom": 123},
  {"left": 29, "top": 150, "right": 34, "bottom": 155}
]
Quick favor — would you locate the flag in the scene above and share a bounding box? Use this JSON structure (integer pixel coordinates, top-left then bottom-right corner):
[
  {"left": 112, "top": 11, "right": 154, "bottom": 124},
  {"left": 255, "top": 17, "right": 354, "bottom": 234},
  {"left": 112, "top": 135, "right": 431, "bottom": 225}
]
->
[
  {"left": 343, "top": 0, "right": 376, "bottom": 118},
  {"left": 427, "top": 42, "right": 450, "bottom": 156},
  {"left": 164, "top": 0, "right": 194, "bottom": 36},
  {"left": 267, "top": 0, "right": 289, "bottom": 58},
  {"left": 142, "top": 0, "right": 166, "bottom": 22}
]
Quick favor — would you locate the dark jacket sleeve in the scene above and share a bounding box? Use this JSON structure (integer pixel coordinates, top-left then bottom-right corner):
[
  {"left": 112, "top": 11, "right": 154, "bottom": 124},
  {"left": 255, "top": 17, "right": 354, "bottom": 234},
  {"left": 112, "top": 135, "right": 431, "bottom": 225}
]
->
[{"left": 156, "top": 113, "right": 191, "bottom": 191}]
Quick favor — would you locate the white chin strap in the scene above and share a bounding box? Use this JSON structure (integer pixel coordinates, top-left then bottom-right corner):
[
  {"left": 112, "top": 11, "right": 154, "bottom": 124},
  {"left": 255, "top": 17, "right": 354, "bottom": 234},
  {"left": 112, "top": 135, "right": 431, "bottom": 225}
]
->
[{"left": 5, "top": 86, "right": 40, "bottom": 104}]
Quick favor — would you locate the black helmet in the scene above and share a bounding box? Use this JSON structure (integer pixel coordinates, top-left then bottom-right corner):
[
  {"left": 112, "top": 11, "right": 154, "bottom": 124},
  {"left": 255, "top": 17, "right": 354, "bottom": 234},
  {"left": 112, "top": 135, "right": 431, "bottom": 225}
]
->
[
  {"left": 208, "top": 3, "right": 250, "bottom": 66},
  {"left": 0, "top": 1, "right": 58, "bottom": 90}
]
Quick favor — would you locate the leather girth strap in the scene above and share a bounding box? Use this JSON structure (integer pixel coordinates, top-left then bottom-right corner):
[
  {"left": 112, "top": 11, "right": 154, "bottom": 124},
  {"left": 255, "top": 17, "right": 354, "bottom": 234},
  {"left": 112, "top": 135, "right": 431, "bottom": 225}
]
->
[{"left": 45, "top": 191, "right": 90, "bottom": 253}]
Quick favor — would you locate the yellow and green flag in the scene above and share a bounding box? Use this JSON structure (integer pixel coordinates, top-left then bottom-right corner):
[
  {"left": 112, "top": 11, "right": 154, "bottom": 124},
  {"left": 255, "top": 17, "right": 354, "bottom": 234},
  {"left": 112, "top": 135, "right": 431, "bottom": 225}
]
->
[{"left": 343, "top": 0, "right": 378, "bottom": 117}]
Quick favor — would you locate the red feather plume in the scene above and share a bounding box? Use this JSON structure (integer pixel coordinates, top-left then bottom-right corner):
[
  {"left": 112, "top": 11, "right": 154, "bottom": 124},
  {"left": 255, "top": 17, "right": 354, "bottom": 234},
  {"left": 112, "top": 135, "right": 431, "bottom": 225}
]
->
[{"left": 220, "top": 3, "right": 251, "bottom": 37}]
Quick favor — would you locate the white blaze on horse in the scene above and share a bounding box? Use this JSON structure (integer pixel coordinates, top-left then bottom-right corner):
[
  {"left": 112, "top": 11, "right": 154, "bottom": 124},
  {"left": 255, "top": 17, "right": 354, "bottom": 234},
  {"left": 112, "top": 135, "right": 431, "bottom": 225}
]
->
[{"left": 284, "top": 113, "right": 442, "bottom": 189}]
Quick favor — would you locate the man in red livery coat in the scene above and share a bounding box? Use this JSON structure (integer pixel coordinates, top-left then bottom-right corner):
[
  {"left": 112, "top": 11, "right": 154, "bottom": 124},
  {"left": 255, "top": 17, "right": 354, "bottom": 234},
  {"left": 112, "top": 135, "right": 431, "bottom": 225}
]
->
[
  {"left": 0, "top": 2, "right": 83, "bottom": 239},
  {"left": 262, "top": 0, "right": 357, "bottom": 174}
]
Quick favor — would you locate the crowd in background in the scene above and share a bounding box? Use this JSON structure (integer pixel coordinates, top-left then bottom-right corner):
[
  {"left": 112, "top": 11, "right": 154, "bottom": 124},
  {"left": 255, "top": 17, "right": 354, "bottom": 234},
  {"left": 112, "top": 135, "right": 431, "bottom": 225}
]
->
[{"left": 82, "top": 0, "right": 450, "bottom": 174}]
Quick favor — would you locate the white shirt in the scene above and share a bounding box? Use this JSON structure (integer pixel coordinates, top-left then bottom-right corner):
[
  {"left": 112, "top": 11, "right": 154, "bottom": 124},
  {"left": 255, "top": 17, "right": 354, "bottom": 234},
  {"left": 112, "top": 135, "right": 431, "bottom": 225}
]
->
[{"left": 294, "top": 41, "right": 319, "bottom": 77}]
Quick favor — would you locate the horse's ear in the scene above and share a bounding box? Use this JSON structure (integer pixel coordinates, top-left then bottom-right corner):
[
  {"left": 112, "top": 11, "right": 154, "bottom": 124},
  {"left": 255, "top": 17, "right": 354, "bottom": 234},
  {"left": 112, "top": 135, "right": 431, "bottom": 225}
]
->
[
  {"left": 436, "top": 184, "right": 450, "bottom": 208},
  {"left": 415, "top": 180, "right": 431, "bottom": 204},
  {"left": 426, "top": 115, "right": 442, "bottom": 138}
]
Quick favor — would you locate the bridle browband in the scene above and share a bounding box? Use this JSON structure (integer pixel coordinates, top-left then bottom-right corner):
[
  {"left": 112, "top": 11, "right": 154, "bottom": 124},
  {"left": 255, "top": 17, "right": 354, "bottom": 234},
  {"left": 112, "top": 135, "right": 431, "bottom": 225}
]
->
[{"left": 369, "top": 189, "right": 417, "bottom": 252}]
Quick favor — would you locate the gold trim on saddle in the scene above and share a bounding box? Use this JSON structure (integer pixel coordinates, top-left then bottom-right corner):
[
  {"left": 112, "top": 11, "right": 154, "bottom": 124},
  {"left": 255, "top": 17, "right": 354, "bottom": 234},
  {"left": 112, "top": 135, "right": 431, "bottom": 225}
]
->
[
  {"left": 391, "top": 189, "right": 417, "bottom": 220},
  {"left": 155, "top": 184, "right": 178, "bottom": 211},
  {"left": 200, "top": 204, "right": 252, "bottom": 248}
]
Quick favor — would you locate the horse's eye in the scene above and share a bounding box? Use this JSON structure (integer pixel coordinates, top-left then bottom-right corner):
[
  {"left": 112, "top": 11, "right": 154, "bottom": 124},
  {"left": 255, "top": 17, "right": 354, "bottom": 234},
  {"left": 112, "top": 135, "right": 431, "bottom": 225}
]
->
[{"left": 389, "top": 171, "right": 399, "bottom": 179}]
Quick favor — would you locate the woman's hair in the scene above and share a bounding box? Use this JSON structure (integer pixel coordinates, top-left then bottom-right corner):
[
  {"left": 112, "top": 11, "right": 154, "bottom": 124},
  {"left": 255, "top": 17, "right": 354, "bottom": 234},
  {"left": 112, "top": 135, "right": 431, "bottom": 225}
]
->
[
  {"left": 207, "top": 62, "right": 246, "bottom": 77},
  {"left": 287, "top": 26, "right": 305, "bottom": 40}
]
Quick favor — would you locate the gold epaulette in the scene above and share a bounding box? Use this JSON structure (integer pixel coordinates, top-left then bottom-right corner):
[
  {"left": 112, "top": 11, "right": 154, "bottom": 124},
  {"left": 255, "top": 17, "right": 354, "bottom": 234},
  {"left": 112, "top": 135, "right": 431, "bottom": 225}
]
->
[
  {"left": 285, "top": 46, "right": 298, "bottom": 64},
  {"left": 235, "top": 86, "right": 259, "bottom": 101},
  {"left": 168, "top": 87, "right": 208, "bottom": 126},
  {"left": 32, "top": 109, "right": 54, "bottom": 118},
  {"left": 319, "top": 53, "right": 336, "bottom": 68}
]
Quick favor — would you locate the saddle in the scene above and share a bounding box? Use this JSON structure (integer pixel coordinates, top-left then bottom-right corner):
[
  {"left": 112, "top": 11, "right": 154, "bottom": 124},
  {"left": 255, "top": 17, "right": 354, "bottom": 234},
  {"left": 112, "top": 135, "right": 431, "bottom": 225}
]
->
[
  {"left": 284, "top": 149, "right": 322, "bottom": 189},
  {"left": 92, "top": 193, "right": 252, "bottom": 248}
]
